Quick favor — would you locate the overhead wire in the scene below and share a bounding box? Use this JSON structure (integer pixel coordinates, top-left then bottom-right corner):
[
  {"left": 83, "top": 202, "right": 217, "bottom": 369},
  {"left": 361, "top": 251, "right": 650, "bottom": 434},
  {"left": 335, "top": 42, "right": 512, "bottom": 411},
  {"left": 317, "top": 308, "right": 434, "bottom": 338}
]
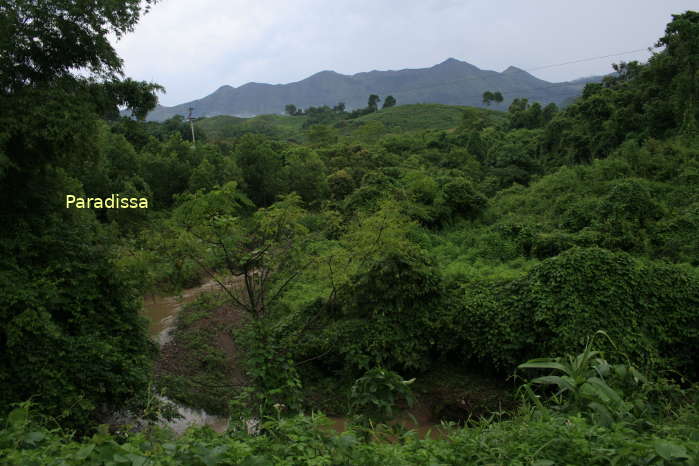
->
[
  {"left": 526, "top": 47, "right": 658, "bottom": 71},
  {"left": 186, "top": 45, "right": 661, "bottom": 113},
  {"left": 315, "top": 46, "right": 661, "bottom": 106}
]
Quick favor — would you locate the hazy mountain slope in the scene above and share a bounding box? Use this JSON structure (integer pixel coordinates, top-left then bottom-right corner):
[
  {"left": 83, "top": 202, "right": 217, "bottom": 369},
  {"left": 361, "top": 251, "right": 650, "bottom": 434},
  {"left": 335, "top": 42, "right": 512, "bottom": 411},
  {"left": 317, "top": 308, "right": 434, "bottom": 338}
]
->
[{"left": 147, "top": 58, "right": 601, "bottom": 121}]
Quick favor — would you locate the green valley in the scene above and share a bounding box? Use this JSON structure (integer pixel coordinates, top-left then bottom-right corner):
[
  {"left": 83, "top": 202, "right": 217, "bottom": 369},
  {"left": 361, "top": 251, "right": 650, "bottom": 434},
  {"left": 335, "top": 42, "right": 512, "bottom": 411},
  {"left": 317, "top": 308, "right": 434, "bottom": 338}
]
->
[{"left": 1, "top": 3, "right": 699, "bottom": 465}]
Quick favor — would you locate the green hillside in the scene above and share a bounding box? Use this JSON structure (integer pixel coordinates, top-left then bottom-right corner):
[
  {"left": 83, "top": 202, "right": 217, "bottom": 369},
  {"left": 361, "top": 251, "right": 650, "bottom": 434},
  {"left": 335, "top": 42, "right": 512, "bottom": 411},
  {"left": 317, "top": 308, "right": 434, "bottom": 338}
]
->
[
  {"left": 195, "top": 113, "right": 307, "bottom": 140},
  {"left": 194, "top": 103, "right": 506, "bottom": 143},
  {"left": 349, "top": 103, "right": 505, "bottom": 132}
]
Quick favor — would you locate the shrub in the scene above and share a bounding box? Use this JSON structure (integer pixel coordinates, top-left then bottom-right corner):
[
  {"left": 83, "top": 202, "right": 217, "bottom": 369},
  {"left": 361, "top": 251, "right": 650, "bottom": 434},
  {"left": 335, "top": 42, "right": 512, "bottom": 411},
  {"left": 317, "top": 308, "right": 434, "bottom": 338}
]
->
[
  {"left": 456, "top": 248, "right": 699, "bottom": 375},
  {"left": 328, "top": 251, "right": 444, "bottom": 371},
  {"left": 442, "top": 177, "right": 487, "bottom": 220}
]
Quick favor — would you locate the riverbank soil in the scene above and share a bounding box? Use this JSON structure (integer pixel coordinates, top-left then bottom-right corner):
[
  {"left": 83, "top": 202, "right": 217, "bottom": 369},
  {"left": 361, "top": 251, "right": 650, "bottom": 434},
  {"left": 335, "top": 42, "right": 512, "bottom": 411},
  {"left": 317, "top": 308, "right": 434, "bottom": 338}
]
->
[
  {"left": 412, "top": 365, "right": 517, "bottom": 423},
  {"left": 302, "top": 362, "right": 516, "bottom": 436},
  {"left": 155, "top": 292, "right": 248, "bottom": 416},
  {"left": 154, "top": 289, "right": 516, "bottom": 433}
]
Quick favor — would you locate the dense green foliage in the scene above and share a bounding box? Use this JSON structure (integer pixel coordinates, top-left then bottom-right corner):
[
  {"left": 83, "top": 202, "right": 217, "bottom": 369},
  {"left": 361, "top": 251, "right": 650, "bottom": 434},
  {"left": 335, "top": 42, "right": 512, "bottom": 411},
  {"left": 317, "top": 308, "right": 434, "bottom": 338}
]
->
[
  {"left": 453, "top": 248, "right": 699, "bottom": 374},
  {"left": 0, "top": 0, "right": 162, "bottom": 430},
  {"left": 2, "top": 348, "right": 698, "bottom": 465},
  {"left": 2, "top": 4, "right": 699, "bottom": 464}
]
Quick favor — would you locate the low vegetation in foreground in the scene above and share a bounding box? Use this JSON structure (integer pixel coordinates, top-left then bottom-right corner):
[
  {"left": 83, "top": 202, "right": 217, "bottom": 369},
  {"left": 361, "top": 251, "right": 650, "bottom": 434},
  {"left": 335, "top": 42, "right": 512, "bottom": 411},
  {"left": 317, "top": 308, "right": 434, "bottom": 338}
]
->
[{"left": 3, "top": 343, "right": 699, "bottom": 464}]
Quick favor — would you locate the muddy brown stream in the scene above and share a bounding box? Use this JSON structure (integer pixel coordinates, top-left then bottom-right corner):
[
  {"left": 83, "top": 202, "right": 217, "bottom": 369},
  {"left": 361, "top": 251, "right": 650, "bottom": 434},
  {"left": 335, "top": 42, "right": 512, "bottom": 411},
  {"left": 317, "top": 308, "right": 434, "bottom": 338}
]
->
[
  {"left": 143, "top": 280, "right": 221, "bottom": 343},
  {"left": 141, "top": 281, "right": 442, "bottom": 437},
  {"left": 141, "top": 281, "right": 229, "bottom": 433}
]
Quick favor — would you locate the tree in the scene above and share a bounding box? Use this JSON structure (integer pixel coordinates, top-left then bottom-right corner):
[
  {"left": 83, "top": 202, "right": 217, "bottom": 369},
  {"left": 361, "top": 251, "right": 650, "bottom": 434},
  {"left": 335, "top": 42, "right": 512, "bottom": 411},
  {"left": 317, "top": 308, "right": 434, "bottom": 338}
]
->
[
  {"left": 235, "top": 134, "right": 283, "bottom": 206},
  {"left": 139, "top": 133, "right": 201, "bottom": 207},
  {"left": 189, "top": 156, "right": 219, "bottom": 193},
  {"left": 282, "top": 146, "right": 329, "bottom": 203},
  {"left": 334, "top": 102, "right": 346, "bottom": 113},
  {"left": 656, "top": 11, "right": 699, "bottom": 133},
  {"left": 383, "top": 95, "right": 397, "bottom": 108},
  {"left": 355, "top": 120, "right": 385, "bottom": 143},
  {"left": 306, "top": 124, "right": 338, "bottom": 146},
  {"left": 368, "top": 94, "right": 381, "bottom": 112},
  {"left": 172, "top": 186, "right": 311, "bottom": 320},
  {"left": 0, "top": 0, "right": 162, "bottom": 430},
  {"left": 0, "top": 0, "right": 158, "bottom": 90},
  {"left": 327, "top": 169, "right": 356, "bottom": 200},
  {"left": 483, "top": 91, "right": 503, "bottom": 106},
  {"left": 285, "top": 104, "right": 298, "bottom": 116},
  {"left": 310, "top": 201, "right": 444, "bottom": 371},
  {"left": 542, "top": 102, "right": 559, "bottom": 123},
  {"left": 597, "top": 178, "right": 663, "bottom": 252},
  {"left": 528, "top": 102, "right": 543, "bottom": 127},
  {"left": 508, "top": 98, "right": 550, "bottom": 129},
  {"left": 541, "top": 13, "right": 699, "bottom": 161},
  {"left": 508, "top": 97, "right": 529, "bottom": 113},
  {"left": 443, "top": 177, "right": 487, "bottom": 219}
]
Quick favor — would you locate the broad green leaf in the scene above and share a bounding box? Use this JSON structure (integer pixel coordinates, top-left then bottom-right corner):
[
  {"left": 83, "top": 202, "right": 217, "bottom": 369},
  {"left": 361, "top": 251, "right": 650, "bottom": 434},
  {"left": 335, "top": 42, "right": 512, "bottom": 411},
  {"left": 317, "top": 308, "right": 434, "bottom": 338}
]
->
[
  {"left": 7, "top": 407, "right": 28, "bottom": 427},
  {"left": 583, "top": 377, "right": 622, "bottom": 404},
  {"left": 531, "top": 375, "right": 575, "bottom": 392},
  {"left": 75, "top": 444, "right": 95, "bottom": 460},
  {"left": 653, "top": 440, "right": 689, "bottom": 460},
  {"left": 518, "top": 360, "right": 569, "bottom": 373}
]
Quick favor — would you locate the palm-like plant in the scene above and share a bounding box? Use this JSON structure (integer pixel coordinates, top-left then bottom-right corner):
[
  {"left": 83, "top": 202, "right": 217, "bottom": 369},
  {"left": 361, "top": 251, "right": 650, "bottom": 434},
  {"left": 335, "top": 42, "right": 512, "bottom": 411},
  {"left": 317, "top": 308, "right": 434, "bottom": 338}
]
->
[{"left": 518, "top": 333, "right": 647, "bottom": 426}]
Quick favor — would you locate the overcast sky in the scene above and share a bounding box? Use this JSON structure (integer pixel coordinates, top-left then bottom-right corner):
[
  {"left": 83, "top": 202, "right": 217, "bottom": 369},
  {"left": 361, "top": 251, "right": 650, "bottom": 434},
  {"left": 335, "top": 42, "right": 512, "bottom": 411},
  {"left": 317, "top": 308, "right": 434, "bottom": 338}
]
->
[{"left": 112, "top": 0, "right": 698, "bottom": 106}]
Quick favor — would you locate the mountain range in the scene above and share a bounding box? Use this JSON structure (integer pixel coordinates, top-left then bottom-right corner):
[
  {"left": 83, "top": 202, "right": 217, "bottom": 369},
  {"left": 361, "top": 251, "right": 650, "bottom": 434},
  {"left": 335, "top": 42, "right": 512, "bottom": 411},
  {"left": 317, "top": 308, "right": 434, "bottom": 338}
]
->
[{"left": 146, "top": 58, "right": 602, "bottom": 121}]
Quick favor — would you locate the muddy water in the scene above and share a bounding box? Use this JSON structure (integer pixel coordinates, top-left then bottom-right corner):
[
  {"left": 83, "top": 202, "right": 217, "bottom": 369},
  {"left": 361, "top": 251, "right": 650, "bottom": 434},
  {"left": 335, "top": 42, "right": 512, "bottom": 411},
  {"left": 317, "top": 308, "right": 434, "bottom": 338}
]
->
[
  {"left": 141, "top": 281, "right": 230, "bottom": 433},
  {"left": 141, "top": 283, "right": 443, "bottom": 437},
  {"left": 142, "top": 280, "right": 221, "bottom": 343},
  {"left": 157, "top": 396, "right": 229, "bottom": 434}
]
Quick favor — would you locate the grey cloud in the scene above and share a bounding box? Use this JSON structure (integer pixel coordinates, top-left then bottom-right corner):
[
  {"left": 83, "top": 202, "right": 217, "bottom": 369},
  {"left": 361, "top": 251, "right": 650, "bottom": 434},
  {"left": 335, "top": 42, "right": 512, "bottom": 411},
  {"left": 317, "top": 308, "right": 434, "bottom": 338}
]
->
[{"left": 113, "top": 0, "right": 698, "bottom": 106}]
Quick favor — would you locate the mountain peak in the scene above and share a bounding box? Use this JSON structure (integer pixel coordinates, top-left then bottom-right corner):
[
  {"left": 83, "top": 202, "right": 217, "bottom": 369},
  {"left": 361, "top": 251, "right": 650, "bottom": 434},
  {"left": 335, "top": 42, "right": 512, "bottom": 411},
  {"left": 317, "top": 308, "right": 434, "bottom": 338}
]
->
[
  {"left": 432, "top": 57, "right": 479, "bottom": 73},
  {"left": 502, "top": 65, "right": 527, "bottom": 75},
  {"left": 435, "top": 57, "right": 472, "bottom": 67},
  {"left": 213, "top": 84, "right": 234, "bottom": 93},
  {"left": 146, "top": 59, "right": 590, "bottom": 121},
  {"left": 302, "top": 70, "right": 344, "bottom": 84},
  {"left": 308, "top": 70, "right": 341, "bottom": 78}
]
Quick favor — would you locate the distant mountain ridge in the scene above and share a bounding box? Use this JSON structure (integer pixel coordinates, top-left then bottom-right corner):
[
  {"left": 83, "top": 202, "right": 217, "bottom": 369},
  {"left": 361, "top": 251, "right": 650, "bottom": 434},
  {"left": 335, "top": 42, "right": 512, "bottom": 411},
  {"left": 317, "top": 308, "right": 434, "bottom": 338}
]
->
[{"left": 146, "top": 58, "right": 602, "bottom": 121}]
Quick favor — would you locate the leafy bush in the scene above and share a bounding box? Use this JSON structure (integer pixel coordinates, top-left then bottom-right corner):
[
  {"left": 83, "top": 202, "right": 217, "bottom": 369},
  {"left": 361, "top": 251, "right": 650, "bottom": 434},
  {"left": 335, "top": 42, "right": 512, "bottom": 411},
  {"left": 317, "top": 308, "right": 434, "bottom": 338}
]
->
[
  {"left": 442, "top": 177, "right": 487, "bottom": 219},
  {"left": 330, "top": 251, "right": 445, "bottom": 371},
  {"left": 456, "top": 247, "right": 699, "bottom": 375},
  {"left": 0, "top": 213, "right": 155, "bottom": 431},
  {"left": 349, "top": 368, "right": 415, "bottom": 420}
]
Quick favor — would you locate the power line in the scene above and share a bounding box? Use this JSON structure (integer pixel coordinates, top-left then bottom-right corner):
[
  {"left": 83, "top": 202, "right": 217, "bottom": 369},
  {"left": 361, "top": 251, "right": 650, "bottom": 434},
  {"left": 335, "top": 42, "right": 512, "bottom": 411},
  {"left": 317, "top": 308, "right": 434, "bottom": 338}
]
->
[
  {"left": 316, "top": 45, "right": 660, "bottom": 107},
  {"left": 188, "top": 45, "right": 660, "bottom": 116},
  {"left": 331, "top": 71, "right": 580, "bottom": 107},
  {"left": 526, "top": 47, "right": 658, "bottom": 71}
]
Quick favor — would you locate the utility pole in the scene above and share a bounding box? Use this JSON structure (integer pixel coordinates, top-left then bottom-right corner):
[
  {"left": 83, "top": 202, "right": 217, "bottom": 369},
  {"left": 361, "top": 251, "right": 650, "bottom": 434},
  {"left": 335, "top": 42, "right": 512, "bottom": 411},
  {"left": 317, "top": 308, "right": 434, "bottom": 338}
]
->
[{"left": 187, "top": 107, "right": 196, "bottom": 148}]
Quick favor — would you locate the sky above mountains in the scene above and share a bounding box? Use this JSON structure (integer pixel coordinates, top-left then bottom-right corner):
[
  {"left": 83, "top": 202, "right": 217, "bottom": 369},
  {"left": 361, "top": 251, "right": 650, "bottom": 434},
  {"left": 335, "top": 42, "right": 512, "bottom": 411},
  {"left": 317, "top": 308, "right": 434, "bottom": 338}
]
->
[{"left": 112, "top": 0, "right": 699, "bottom": 106}]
